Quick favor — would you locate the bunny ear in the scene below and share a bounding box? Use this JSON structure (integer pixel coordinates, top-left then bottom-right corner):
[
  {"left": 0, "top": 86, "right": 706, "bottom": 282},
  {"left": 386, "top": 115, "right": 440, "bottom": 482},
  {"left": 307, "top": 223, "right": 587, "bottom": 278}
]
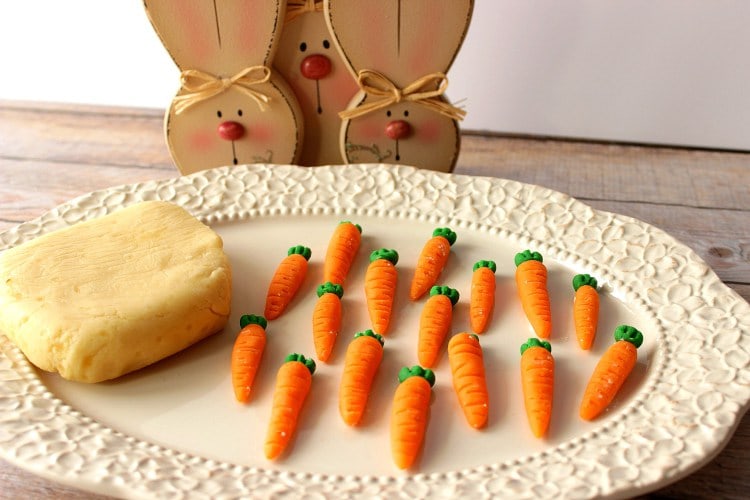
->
[
  {"left": 325, "top": 0, "right": 391, "bottom": 78},
  {"left": 145, "top": 0, "right": 286, "bottom": 75},
  {"left": 326, "top": 0, "right": 473, "bottom": 86},
  {"left": 399, "top": 0, "right": 473, "bottom": 80}
]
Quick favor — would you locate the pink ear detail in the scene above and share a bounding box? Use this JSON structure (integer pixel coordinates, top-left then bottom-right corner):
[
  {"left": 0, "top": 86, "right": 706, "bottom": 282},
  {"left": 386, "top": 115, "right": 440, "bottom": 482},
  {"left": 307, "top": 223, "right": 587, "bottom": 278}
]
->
[
  {"left": 406, "top": 8, "right": 447, "bottom": 75},
  {"left": 188, "top": 128, "right": 219, "bottom": 152},
  {"left": 236, "top": 0, "right": 268, "bottom": 60},
  {"left": 174, "top": 2, "right": 214, "bottom": 67},
  {"left": 350, "top": 3, "right": 390, "bottom": 70}
]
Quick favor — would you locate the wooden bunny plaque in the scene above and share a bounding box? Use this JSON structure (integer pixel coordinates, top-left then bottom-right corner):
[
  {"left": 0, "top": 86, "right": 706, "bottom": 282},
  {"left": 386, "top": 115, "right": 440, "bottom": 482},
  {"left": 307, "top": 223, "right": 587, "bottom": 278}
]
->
[
  {"left": 274, "top": 0, "right": 359, "bottom": 166},
  {"left": 144, "top": 0, "right": 304, "bottom": 175},
  {"left": 325, "top": 0, "right": 474, "bottom": 172}
]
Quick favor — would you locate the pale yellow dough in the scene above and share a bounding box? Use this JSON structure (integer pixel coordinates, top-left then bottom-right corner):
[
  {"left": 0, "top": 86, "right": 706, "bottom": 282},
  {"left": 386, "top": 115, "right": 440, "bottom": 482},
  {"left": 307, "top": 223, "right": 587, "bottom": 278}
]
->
[{"left": 0, "top": 201, "right": 232, "bottom": 383}]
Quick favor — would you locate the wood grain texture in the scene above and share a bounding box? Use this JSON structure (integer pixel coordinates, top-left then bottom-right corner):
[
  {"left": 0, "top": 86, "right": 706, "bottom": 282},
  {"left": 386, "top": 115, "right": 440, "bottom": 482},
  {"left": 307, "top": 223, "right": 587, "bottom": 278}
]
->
[{"left": 0, "top": 100, "right": 748, "bottom": 499}]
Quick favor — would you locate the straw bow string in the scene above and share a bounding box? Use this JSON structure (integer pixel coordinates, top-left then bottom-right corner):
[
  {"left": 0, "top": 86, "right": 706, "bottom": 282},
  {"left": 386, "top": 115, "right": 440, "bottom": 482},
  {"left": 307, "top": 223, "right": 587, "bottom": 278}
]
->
[
  {"left": 286, "top": 0, "right": 323, "bottom": 22},
  {"left": 339, "top": 69, "right": 466, "bottom": 121},
  {"left": 173, "top": 65, "right": 272, "bottom": 115}
]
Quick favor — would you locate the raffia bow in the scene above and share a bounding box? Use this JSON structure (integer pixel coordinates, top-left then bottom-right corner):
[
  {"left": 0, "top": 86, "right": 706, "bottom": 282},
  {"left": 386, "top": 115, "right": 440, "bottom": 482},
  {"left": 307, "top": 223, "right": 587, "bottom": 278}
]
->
[
  {"left": 286, "top": 0, "right": 323, "bottom": 22},
  {"left": 339, "top": 69, "right": 466, "bottom": 121},
  {"left": 173, "top": 66, "right": 272, "bottom": 115}
]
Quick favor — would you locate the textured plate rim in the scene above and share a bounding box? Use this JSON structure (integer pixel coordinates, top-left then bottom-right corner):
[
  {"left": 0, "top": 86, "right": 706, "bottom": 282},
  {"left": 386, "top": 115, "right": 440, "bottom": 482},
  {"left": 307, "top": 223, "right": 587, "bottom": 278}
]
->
[{"left": 0, "top": 163, "right": 748, "bottom": 499}]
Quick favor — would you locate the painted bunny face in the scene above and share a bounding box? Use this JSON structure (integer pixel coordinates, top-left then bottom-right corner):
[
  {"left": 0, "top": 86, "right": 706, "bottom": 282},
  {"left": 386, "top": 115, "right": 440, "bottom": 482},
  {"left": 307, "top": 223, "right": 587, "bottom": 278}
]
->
[
  {"left": 145, "top": 0, "right": 303, "bottom": 174},
  {"left": 167, "top": 83, "right": 301, "bottom": 169},
  {"left": 343, "top": 100, "right": 459, "bottom": 166},
  {"left": 275, "top": 3, "right": 358, "bottom": 166},
  {"left": 325, "top": 0, "right": 473, "bottom": 172}
]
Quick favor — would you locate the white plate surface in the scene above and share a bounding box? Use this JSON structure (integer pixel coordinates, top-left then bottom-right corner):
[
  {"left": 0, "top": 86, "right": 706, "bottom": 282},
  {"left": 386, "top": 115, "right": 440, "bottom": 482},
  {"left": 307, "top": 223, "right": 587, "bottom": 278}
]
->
[{"left": 0, "top": 164, "right": 748, "bottom": 499}]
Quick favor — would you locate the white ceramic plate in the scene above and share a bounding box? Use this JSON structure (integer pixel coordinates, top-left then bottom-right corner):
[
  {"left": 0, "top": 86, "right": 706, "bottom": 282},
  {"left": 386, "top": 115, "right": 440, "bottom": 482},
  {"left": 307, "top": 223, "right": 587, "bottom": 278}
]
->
[{"left": 1, "top": 164, "right": 748, "bottom": 499}]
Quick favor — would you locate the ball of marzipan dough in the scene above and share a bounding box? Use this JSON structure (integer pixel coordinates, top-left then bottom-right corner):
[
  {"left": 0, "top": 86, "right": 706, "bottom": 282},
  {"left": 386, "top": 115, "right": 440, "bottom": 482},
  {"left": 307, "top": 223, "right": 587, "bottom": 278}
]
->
[{"left": 0, "top": 200, "right": 232, "bottom": 382}]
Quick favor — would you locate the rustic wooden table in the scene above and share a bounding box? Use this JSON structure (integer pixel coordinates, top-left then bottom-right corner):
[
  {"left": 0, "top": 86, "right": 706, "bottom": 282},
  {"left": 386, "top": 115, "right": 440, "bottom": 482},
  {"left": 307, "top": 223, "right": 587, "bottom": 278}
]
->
[{"left": 0, "top": 100, "right": 748, "bottom": 499}]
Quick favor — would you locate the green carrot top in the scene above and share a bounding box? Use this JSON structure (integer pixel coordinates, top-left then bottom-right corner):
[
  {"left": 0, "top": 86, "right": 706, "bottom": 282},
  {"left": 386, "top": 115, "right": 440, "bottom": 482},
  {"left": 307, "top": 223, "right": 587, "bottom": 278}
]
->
[
  {"left": 288, "top": 245, "right": 312, "bottom": 260},
  {"left": 317, "top": 281, "right": 344, "bottom": 298},
  {"left": 514, "top": 249, "right": 543, "bottom": 267},
  {"left": 240, "top": 314, "right": 267, "bottom": 330},
  {"left": 370, "top": 248, "right": 399, "bottom": 265},
  {"left": 429, "top": 285, "right": 460, "bottom": 306},
  {"left": 473, "top": 259, "right": 497, "bottom": 273},
  {"left": 433, "top": 227, "right": 457, "bottom": 246},
  {"left": 284, "top": 353, "right": 316, "bottom": 374},
  {"left": 520, "top": 337, "right": 552, "bottom": 355},
  {"left": 614, "top": 325, "right": 643, "bottom": 348},
  {"left": 339, "top": 221, "right": 362, "bottom": 234},
  {"left": 573, "top": 273, "right": 598, "bottom": 292},
  {"left": 398, "top": 365, "right": 435, "bottom": 387},
  {"left": 354, "top": 329, "right": 385, "bottom": 347}
]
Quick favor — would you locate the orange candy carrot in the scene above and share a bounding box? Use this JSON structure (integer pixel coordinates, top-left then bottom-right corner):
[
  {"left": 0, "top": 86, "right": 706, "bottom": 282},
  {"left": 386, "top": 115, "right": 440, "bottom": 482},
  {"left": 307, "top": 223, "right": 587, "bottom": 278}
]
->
[
  {"left": 264, "top": 353, "right": 316, "bottom": 460},
  {"left": 231, "top": 314, "right": 268, "bottom": 403},
  {"left": 323, "top": 221, "right": 362, "bottom": 285},
  {"left": 573, "top": 274, "right": 600, "bottom": 350},
  {"left": 339, "top": 330, "right": 385, "bottom": 426},
  {"left": 448, "top": 333, "right": 489, "bottom": 429},
  {"left": 390, "top": 365, "right": 435, "bottom": 470},
  {"left": 312, "top": 282, "right": 344, "bottom": 362},
  {"left": 409, "top": 227, "right": 457, "bottom": 300},
  {"left": 515, "top": 250, "right": 552, "bottom": 339},
  {"left": 417, "top": 286, "right": 459, "bottom": 368},
  {"left": 520, "top": 337, "right": 554, "bottom": 438},
  {"left": 364, "top": 248, "right": 399, "bottom": 335},
  {"left": 264, "top": 245, "right": 311, "bottom": 320},
  {"left": 580, "top": 325, "right": 643, "bottom": 421},
  {"left": 470, "top": 260, "right": 497, "bottom": 334}
]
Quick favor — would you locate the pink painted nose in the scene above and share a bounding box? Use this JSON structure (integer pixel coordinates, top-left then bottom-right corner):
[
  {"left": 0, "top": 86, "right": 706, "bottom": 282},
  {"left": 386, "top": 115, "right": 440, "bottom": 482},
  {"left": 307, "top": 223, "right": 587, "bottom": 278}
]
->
[
  {"left": 300, "top": 54, "right": 332, "bottom": 80},
  {"left": 385, "top": 120, "right": 412, "bottom": 140},
  {"left": 217, "top": 121, "right": 245, "bottom": 141}
]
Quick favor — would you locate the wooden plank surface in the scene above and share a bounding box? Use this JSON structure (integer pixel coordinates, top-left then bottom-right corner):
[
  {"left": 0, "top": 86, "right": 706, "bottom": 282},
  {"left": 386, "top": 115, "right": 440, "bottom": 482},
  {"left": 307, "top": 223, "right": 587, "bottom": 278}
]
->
[{"left": 0, "top": 100, "right": 748, "bottom": 499}]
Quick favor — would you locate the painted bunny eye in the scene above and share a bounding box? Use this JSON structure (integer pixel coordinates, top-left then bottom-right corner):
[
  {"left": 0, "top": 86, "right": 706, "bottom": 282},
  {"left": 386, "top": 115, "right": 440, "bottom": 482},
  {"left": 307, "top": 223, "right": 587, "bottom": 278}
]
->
[
  {"left": 217, "top": 110, "right": 223, "bottom": 118},
  {"left": 299, "top": 42, "right": 307, "bottom": 52},
  {"left": 404, "top": 110, "right": 409, "bottom": 117},
  {"left": 386, "top": 110, "right": 392, "bottom": 117},
  {"left": 237, "top": 109, "right": 243, "bottom": 117},
  {"left": 323, "top": 39, "right": 330, "bottom": 49}
]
